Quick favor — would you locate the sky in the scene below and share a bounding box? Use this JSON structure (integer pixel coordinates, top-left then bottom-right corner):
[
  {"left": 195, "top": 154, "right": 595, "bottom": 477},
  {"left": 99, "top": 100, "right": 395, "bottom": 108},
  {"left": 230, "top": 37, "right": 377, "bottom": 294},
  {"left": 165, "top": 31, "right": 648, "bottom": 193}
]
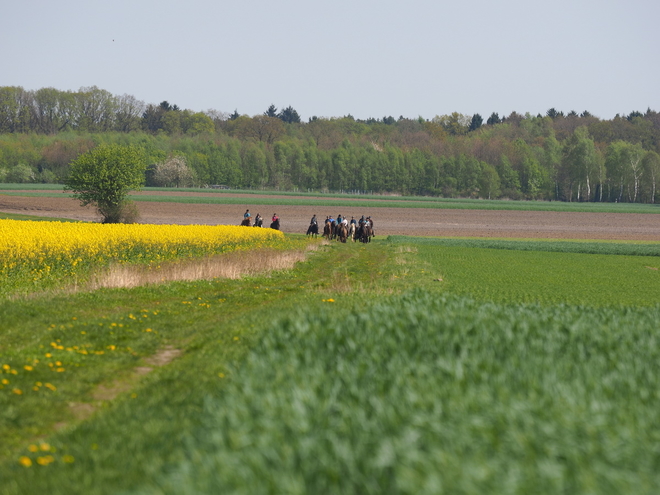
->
[{"left": 2, "top": 0, "right": 659, "bottom": 121}]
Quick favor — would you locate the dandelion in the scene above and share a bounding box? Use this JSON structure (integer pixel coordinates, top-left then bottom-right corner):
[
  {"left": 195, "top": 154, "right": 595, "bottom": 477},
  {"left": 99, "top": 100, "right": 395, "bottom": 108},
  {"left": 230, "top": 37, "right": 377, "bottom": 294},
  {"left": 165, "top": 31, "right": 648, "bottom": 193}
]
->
[
  {"left": 28, "top": 445, "right": 39, "bottom": 453},
  {"left": 45, "top": 383, "right": 57, "bottom": 391},
  {"left": 24, "top": 365, "right": 33, "bottom": 371},
  {"left": 12, "top": 388, "right": 22, "bottom": 395},
  {"left": 36, "top": 455, "right": 54, "bottom": 466},
  {"left": 1, "top": 378, "right": 8, "bottom": 385},
  {"left": 18, "top": 456, "right": 32, "bottom": 467}
]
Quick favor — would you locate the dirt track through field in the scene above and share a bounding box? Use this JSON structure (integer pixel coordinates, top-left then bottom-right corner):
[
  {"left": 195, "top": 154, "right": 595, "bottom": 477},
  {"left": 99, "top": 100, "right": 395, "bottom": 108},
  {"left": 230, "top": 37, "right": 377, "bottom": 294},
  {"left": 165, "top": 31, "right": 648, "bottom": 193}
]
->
[{"left": 1, "top": 193, "right": 660, "bottom": 241}]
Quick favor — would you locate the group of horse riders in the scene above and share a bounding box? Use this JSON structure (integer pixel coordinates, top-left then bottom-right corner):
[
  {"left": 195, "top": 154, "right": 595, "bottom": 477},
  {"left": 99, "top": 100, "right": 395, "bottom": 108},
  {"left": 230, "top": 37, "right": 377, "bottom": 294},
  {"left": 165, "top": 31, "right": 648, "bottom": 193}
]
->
[
  {"left": 241, "top": 210, "right": 280, "bottom": 230},
  {"left": 307, "top": 214, "right": 374, "bottom": 243}
]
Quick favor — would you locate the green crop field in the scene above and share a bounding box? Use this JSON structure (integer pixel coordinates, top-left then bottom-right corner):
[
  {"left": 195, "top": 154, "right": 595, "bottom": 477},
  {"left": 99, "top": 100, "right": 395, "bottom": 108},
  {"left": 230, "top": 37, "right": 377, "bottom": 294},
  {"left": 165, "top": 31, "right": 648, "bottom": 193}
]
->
[{"left": 2, "top": 214, "right": 660, "bottom": 494}]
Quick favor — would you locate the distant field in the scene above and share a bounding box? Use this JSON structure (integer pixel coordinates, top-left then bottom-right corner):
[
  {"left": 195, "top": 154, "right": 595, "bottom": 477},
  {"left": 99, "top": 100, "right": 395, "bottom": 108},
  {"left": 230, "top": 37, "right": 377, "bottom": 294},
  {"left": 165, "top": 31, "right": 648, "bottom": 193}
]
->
[{"left": 2, "top": 183, "right": 660, "bottom": 213}]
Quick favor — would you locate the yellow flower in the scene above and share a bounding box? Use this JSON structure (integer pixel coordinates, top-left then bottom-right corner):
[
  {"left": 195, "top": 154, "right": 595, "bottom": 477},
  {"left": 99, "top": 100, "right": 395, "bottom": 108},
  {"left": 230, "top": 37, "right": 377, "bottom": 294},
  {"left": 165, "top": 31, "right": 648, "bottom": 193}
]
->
[
  {"left": 40, "top": 443, "right": 51, "bottom": 451},
  {"left": 12, "top": 388, "right": 22, "bottom": 395},
  {"left": 2, "top": 364, "right": 10, "bottom": 370},
  {"left": 24, "top": 365, "right": 33, "bottom": 371},
  {"left": 28, "top": 445, "right": 39, "bottom": 453},
  {"left": 36, "top": 455, "right": 54, "bottom": 466},
  {"left": 1, "top": 378, "right": 8, "bottom": 385},
  {"left": 18, "top": 456, "right": 32, "bottom": 467}
]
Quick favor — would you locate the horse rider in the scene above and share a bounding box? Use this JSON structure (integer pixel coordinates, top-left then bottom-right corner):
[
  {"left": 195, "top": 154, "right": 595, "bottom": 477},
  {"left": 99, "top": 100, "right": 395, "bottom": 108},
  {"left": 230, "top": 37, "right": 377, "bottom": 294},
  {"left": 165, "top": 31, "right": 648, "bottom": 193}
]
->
[
  {"left": 350, "top": 216, "right": 357, "bottom": 226},
  {"left": 310, "top": 214, "right": 318, "bottom": 226},
  {"left": 244, "top": 209, "right": 251, "bottom": 220},
  {"left": 254, "top": 213, "right": 262, "bottom": 227},
  {"left": 272, "top": 213, "right": 279, "bottom": 223}
]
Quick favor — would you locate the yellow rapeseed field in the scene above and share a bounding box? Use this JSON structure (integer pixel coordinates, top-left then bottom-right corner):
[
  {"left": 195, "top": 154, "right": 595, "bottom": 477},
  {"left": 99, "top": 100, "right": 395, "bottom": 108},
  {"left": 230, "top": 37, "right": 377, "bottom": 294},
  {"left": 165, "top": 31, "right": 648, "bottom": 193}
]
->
[{"left": 0, "top": 219, "right": 285, "bottom": 295}]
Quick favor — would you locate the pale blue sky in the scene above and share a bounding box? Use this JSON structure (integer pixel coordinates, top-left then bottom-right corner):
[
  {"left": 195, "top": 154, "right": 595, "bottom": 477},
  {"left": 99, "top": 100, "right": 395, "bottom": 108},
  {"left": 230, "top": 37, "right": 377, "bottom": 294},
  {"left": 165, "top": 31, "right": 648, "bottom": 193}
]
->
[{"left": 3, "top": 0, "right": 658, "bottom": 121}]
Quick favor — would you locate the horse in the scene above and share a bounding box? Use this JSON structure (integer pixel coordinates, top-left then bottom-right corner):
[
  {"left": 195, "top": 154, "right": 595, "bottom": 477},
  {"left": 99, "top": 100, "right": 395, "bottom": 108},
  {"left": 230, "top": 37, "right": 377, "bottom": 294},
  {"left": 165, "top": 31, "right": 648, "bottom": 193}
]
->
[
  {"left": 253, "top": 217, "right": 263, "bottom": 227},
  {"left": 336, "top": 223, "right": 348, "bottom": 243},
  {"left": 356, "top": 223, "right": 372, "bottom": 243},
  {"left": 362, "top": 223, "right": 373, "bottom": 243},
  {"left": 306, "top": 223, "right": 319, "bottom": 238},
  {"left": 323, "top": 222, "right": 332, "bottom": 239},
  {"left": 270, "top": 219, "right": 281, "bottom": 230},
  {"left": 240, "top": 217, "right": 251, "bottom": 227},
  {"left": 348, "top": 222, "right": 356, "bottom": 241}
]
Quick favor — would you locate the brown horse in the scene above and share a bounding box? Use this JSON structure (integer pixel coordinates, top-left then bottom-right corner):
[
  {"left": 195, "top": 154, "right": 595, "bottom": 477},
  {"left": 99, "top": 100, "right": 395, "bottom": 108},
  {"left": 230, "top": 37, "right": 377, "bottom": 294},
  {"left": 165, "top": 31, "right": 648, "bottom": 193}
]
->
[
  {"left": 323, "top": 222, "right": 332, "bottom": 239},
  {"left": 337, "top": 223, "right": 348, "bottom": 243},
  {"left": 240, "top": 217, "right": 251, "bottom": 227}
]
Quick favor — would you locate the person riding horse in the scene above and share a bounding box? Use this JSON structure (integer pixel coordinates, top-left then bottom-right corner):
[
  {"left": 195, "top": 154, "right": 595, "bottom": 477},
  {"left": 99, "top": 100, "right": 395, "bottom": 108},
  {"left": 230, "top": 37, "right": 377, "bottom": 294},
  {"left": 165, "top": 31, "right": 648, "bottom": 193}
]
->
[
  {"left": 270, "top": 213, "right": 280, "bottom": 230},
  {"left": 306, "top": 214, "right": 319, "bottom": 237},
  {"left": 253, "top": 213, "right": 263, "bottom": 227},
  {"left": 241, "top": 209, "right": 251, "bottom": 226}
]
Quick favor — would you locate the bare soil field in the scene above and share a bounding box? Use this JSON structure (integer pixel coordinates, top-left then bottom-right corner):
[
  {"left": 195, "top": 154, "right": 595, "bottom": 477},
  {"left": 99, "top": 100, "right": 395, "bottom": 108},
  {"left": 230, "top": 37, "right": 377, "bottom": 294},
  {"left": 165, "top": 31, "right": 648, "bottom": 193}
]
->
[{"left": 1, "top": 192, "right": 660, "bottom": 241}]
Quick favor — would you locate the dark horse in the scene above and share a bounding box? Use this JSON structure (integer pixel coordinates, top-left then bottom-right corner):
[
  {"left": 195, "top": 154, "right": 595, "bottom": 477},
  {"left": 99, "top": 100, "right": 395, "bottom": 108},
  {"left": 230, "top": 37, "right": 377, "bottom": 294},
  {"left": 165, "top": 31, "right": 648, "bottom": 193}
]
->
[
  {"left": 306, "top": 223, "right": 319, "bottom": 237},
  {"left": 253, "top": 216, "right": 263, "bottom": 227},
  {"left": 322, "top": 222, "right": 332, "bottom": 239},
  {"left": 270, "top": 219, "right": 281, "bottom": 230},
  {"left": 356, "top": 223, "right": 373, "bottom": 243},
  {"left": 240, "top": 217, "right": 251, "bottom": 227}
]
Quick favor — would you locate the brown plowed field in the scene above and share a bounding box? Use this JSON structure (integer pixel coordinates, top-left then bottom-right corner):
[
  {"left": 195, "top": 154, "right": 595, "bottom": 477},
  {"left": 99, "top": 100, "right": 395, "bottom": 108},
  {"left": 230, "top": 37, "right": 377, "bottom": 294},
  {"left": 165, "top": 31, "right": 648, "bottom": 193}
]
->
[{"left": 1, "top": 192, "right": 660, "bottom": 241}]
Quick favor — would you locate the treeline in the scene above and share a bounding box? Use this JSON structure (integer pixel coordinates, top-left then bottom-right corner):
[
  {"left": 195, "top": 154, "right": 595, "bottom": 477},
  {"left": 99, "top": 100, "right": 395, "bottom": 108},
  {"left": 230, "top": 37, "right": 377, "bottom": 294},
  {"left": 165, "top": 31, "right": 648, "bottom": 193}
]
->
[{"left": 1, "top": 85, "right": 660, "bottom": 203}]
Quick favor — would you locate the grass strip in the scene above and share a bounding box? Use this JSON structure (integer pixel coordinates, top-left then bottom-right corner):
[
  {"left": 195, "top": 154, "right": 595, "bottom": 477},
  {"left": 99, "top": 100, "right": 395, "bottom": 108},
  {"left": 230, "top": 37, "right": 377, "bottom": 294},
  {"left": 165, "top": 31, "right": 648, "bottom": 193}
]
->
[{"left": 387, "top": 235, "right": 660, "bottom": 257}]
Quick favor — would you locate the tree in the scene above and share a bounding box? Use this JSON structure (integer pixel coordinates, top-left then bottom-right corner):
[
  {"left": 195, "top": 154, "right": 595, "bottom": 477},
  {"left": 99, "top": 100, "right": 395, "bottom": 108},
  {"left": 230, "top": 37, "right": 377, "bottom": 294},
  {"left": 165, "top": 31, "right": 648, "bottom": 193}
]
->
[
  {"left": 562, "top": 126, "right": 598, "bottom": 201},
  {"left": 264, "top": 104, "right": 278, "bottom": 118},
  {"left": 469, "top": 114, "right": 483, "bottom": 132},
  {"left": 65, "top": 145, "right": 146, "bottom": 223},
  {"left": 278, "top": 106, "right": 301, "bottom": 124},
  {"left": 152, "top": 154, "right": 195, "bottom": 187},
  {"left": 486, "top": 112, "right": 501, "bottom": 125},
  {"left": 433, "top": 112, "right": 470, "bottom": 136}
]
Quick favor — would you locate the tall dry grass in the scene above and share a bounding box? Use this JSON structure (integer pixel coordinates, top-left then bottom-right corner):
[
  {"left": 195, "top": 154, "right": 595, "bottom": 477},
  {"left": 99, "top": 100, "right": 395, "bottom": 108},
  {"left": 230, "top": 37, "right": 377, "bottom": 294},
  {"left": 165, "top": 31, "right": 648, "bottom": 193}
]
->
[{"left": 88, "top": 245, "right": 318, "bottom": 290}]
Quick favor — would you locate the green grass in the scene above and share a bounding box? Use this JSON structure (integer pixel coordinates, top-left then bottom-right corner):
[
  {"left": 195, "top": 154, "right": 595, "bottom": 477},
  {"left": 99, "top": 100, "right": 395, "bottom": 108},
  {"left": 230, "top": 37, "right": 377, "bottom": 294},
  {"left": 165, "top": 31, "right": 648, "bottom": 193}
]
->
[
  {"left": 388, "top": 235, "right": 660, "bottom": 256},
  {"left": 2, "top": 236, "right": 660, "bottom": 493},
  {"left": 386, "top": 238, "right": 660, "bottom": 306},
  {"left": 2, "top": 184, "right": 660, "bottom": 213}
]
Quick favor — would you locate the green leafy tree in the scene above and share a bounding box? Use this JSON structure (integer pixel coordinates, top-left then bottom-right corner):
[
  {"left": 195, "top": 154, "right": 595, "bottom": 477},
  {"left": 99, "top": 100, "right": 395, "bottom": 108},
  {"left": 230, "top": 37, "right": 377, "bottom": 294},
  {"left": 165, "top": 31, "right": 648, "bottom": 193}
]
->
[
  {"left": 562, "top": 126, "right": 598, "bottom": 201},
  {"left": 642, "top": 151, "right": 660, "bottom": 203},
  {"left": 64, "top": 144, "right": 146, "bottom": 223}
]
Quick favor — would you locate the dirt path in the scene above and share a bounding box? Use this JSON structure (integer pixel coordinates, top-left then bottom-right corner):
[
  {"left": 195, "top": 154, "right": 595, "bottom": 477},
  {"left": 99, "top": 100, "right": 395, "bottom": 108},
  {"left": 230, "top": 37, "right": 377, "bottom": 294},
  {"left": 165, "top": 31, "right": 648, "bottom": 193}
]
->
[{"left": 1, "top": 194, "right": 660, "bottom": 241}]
